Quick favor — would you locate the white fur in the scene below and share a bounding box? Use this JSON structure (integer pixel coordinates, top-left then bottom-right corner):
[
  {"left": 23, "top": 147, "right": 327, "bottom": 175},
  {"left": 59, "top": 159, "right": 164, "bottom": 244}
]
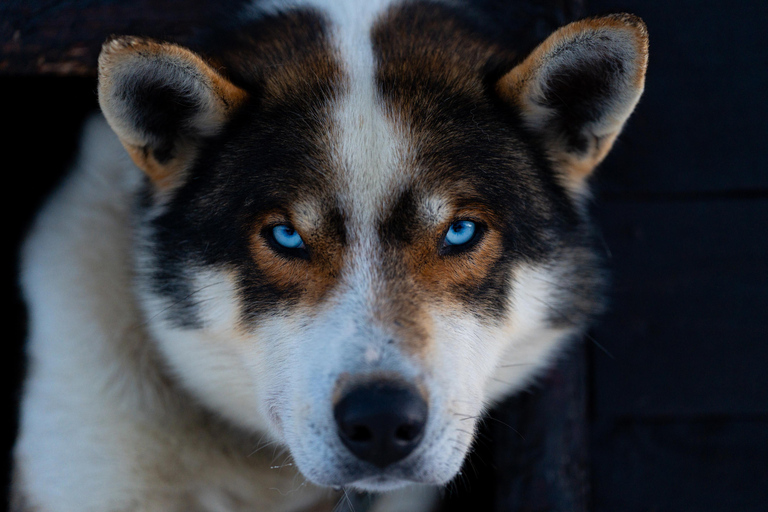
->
[
  {"left": 16, "top": 117, "right": 333, "bottom": 512},
  {"left": 17, "top": 116, "right": 149, "bottom": 511},
  {"left": 141, "top": 268, "right": 274, "bottom": 434}
]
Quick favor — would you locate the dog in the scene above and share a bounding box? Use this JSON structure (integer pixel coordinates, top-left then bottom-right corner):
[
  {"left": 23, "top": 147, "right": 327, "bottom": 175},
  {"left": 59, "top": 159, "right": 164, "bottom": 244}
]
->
[{"left": 12, "top": 0, "right": 647, "bottom": 510}]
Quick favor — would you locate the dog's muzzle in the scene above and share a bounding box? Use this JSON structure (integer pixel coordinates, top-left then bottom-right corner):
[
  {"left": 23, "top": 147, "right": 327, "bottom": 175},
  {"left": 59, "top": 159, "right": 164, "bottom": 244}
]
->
[{"left": 333, "top": 380, "right": 428, "bottom": 468}]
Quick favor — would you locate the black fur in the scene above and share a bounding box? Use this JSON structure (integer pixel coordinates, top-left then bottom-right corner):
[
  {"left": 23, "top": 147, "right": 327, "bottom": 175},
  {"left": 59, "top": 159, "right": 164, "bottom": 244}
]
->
[
  {"left": 540, "top": 49, "right": 627, "bottom": 153},
  {"left": 125, "top": 79, "right": 200, "bottom": 163}
]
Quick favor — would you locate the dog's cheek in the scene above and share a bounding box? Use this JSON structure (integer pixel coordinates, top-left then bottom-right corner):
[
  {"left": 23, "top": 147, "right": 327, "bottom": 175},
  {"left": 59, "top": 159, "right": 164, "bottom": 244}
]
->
[
  {"left": 415, "top": 311, "right": 494, "bottom": 452},
  {"left": 139, "top": 267, "right": 275, "bottom": 434},
  {"left": 245, "top": 316, "right": 307, "bottom": 443},
  {"left": 428, "top": 310, "right": 497, "bottom": 400}
]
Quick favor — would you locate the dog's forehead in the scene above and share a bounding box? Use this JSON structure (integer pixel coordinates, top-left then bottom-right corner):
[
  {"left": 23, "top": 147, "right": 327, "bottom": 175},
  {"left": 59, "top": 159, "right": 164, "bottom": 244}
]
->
[
  {"left": 317, "top": 0, "right": 451, "bottom": 231},
  {"left": 162, "top": 0, "right": 565, "bottom": 314},
  {"left": 237, "top": 0, "right": 517, "bottom": 230}
]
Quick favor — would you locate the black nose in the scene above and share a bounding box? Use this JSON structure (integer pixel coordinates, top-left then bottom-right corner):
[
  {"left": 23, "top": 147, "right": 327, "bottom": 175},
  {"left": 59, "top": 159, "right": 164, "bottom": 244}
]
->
[{"left": 334, "top": 381, "right": 428, "bottom": 468}]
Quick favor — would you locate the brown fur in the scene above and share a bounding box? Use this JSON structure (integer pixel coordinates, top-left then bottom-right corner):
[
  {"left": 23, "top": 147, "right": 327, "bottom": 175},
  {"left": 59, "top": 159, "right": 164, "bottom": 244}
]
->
[
  {"left": 202, "top": 8, "right": 345, "bottom": 118},
  {"left": 249, "top": 209, "right": 345, "bottom": 309},
  {"left": 372, "top": 3, "right": 513, "bottom": 136}
]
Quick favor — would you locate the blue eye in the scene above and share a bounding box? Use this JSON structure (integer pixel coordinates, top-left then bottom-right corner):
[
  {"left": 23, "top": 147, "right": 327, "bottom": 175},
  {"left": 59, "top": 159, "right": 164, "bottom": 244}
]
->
[
  {"left": 272, "top": 224, "right": 305, "bottom": 249},
  {"left": 444, "top": 220, "right": 477, "bottom": 246}
]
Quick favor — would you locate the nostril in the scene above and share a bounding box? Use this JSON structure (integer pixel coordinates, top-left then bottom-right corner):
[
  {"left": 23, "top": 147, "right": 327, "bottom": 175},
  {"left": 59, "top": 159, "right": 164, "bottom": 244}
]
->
[
  {"left": 395, "top": 423, "right": 420, "bottom": 442},
  {"left": 334, "top": 380, "right": 428, "bottom": 468}
]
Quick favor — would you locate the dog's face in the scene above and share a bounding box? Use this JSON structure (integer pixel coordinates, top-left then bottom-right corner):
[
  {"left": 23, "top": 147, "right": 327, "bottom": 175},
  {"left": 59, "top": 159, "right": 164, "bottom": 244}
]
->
[{"left": 98, "top": 1, "right": 647, "bottom": 491}]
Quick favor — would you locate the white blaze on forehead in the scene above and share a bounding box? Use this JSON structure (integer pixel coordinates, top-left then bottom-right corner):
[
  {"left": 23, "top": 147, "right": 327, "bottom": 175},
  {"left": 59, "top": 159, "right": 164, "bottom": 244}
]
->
[
  {"left": 257, "top": 0, "right": 411, "bottom": 306},
  {"left": 329, "top": 47, "right": 408, "bottom": 313},
  {"left": 325, "top": 0, "right": 408, "bottom": 232},
  {"left": 257, "top": 0, "right": 409, "bottom": 229}
]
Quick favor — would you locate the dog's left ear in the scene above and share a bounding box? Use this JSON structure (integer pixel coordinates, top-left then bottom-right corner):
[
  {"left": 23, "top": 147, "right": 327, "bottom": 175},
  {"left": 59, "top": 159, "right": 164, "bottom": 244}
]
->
[
  {"left": 497, "top": 14, "right": 648, "bottom": 193},
  {"left": 98, "top": 37, "right": 248, "bottom": 190}
]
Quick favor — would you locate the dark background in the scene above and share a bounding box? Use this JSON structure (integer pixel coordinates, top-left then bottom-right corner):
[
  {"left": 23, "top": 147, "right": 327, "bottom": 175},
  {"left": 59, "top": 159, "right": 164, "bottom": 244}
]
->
[{"left": 2, "top": 0, "right": 767, "bottom": 510}]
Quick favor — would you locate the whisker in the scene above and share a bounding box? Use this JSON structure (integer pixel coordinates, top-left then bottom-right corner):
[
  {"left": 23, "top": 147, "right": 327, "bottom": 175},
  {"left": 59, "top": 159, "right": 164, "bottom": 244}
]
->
[
  {"left": 334, "top": 487, "right": 356, "bottom": 512},
  {"left": 498, "top": 362, "right": 536, "bottom": 369},
  {"left": 527, "top": 273, "right": 586, "bottom": 294},
  {"left": 269, "top": 459, "right": 295, "bottom": 470},
  {"left": 269, "top": 477, "right": 307, "bottom": 497},
  {"left": 457, "top": 428, "right": 492, "bottom": 444},
  {"left": 451, "top": 398, "right": 481, "bottom": 405},
  {"left": 271, "top": 449, "right": 293, "bottom": 467},
  {"left": 478, "top": 416, "right": 525, "bottom": 440},
  {"left": 583, "top": 330, "right": 615, "bottom": 360},
  {"left": 249, "top": 435, "right": 280, "bottom": 457},
  {"left": 467, "top": 454, "right": 480, "bottom": 479},
  {"left": 490, "top": 376, "right": 515, "bottom": 387},
  {"left": 597, "top": 230, "right": 613, "bottom": 260}
]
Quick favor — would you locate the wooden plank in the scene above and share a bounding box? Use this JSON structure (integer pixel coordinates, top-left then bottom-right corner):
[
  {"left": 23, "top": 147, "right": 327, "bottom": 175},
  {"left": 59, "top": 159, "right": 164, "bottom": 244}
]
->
[
  {"left": 591, "top": 198, "right": 768, "bottom": 418},
  {"left": 0, "top": 0, "right": 585, "bottom": 76},
  {"left": 489, "top": 345, "right": 590, "bottom": 512},
  {"left": 591, "top": 419, "right": 768, "bottom": 512},
  {"left": 0, "top": 0, "right": 248, "bottom": 75}
]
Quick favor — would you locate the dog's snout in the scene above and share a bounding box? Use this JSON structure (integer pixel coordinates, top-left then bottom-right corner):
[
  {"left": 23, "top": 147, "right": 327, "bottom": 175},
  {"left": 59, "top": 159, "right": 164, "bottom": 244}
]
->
[{"left": 334, "top": 381, "right": 427, "bottom": 468}]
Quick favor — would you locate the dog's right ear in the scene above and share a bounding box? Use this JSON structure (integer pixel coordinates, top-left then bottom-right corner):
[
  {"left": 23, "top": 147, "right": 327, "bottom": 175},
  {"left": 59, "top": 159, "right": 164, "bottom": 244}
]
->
[{"left": 98, "top": 37, "right": 247, "bottom": 190}]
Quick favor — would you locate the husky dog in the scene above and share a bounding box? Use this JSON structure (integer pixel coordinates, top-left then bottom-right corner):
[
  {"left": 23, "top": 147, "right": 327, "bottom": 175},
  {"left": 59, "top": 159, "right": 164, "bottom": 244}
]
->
[{"left": 13, "top": 0, "right": 647, "bottom": 510}]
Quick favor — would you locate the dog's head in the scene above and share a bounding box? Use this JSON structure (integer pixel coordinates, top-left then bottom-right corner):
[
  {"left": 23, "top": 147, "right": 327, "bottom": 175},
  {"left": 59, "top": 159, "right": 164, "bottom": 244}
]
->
[{"left": 98, "top": 2, "right": 646, "bottom": 491}]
